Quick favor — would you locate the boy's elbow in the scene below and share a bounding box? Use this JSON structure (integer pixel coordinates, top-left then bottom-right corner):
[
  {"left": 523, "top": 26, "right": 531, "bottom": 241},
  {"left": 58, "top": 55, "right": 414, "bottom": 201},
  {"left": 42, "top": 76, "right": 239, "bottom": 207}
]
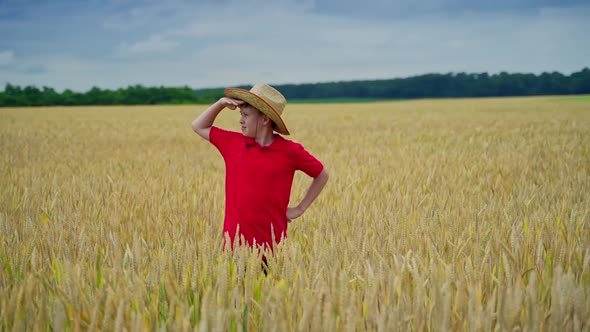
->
[
  {"left": 192, "top": 121, "right": 207, "bottom": 136},
  {"left": 191, "top": 122, "right": 212, "bottom": 140},
  {"left": 191, "top": 120, "right": 199, "bottom": 133}
]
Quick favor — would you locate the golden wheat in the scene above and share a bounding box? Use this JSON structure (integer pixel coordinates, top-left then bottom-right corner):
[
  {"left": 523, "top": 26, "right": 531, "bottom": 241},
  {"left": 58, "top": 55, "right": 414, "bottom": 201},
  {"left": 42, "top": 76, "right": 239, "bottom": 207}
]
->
[{"left": 1, "top": 96, "right": 589, "bottom": 330}]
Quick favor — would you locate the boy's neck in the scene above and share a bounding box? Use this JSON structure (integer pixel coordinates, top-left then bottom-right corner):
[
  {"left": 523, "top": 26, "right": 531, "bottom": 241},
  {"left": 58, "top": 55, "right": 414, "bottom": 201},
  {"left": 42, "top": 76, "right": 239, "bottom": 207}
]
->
[{"left": 255, "top": 129, "right": 275, "bottom": 147}]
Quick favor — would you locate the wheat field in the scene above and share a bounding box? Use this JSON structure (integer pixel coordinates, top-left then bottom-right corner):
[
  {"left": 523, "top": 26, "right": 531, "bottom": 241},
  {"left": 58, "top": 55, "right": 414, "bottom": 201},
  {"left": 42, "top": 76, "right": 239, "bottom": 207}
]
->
[{"left": 1, "top": 96, "right": 589, "bottom": 331}]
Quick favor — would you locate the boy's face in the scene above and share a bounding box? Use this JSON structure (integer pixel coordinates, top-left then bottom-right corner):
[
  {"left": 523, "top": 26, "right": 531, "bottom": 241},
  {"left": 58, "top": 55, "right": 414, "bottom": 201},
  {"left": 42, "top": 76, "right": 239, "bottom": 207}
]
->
[{"left": 239, "top": 103, "right": 264, "bottom": 137}]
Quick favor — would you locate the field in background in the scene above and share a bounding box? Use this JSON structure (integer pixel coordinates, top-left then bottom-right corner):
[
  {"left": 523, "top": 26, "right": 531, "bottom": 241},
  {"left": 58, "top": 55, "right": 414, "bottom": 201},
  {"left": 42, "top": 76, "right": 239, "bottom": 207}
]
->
[{"left": 1, "top": 96, "right": 589, "bottom": 330}]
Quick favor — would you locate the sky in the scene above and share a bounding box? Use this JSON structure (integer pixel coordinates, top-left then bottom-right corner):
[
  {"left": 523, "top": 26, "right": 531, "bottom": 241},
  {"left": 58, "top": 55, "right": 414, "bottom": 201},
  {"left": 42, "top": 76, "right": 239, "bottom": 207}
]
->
[{"left": 1, "top": 0, "right": 589, "bottom": 92}]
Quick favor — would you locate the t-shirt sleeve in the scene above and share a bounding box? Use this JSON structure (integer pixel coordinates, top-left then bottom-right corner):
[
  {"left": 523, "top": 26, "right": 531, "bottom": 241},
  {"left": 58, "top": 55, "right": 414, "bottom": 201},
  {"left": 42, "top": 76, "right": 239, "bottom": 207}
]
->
[
  {"left": 291, "top": 143, "right": 324, "bottom": 177},
  {"left": 209, "top": 126, "right": 240, "bottom": 157}
]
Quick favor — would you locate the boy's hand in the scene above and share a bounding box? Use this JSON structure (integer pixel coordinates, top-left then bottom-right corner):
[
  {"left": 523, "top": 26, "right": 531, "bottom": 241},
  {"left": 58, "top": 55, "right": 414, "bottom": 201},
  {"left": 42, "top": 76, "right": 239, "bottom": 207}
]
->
[
  {"left": 287, "top": 206, "right": 304, "bottom": 222},
  {"left": 218, "top": 97, "right": 244, "bottom": 110}
]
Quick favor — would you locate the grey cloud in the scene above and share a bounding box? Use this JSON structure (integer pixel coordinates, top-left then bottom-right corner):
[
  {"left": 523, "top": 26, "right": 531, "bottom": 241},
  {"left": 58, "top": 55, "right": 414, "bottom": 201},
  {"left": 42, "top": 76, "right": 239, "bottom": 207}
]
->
[
  {"left": 0, "top": 0, "right": 588, "bottom": 91},
  {"left": 22, "top": 64, "right": 48, "bottom": 74},
  {"left": 309, "top": 0, "right": 590, "bottom": 19}
]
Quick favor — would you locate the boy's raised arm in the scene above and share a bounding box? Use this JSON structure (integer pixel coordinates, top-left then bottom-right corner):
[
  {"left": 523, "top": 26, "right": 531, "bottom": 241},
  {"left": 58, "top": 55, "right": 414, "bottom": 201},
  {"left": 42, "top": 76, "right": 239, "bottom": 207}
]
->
[{"left": 192, "top": 97, "right": 243, "bottom": 141}]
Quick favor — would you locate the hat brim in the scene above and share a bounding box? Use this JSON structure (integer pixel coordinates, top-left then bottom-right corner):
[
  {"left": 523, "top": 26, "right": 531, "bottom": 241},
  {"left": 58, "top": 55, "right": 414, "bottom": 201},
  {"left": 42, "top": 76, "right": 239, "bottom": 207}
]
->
[{"left": 224, "top": 88, "right": 290, "bottom": 135}]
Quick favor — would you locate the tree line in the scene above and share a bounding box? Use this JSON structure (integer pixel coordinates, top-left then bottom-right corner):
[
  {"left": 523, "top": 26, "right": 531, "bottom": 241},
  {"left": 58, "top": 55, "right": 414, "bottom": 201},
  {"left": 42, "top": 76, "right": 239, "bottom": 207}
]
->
[
  {"left": 0, "top": 85, "right": 224, "bottom": 107},
  {"left": 1, "top": 68, "right": 589, "bottom": 107}
]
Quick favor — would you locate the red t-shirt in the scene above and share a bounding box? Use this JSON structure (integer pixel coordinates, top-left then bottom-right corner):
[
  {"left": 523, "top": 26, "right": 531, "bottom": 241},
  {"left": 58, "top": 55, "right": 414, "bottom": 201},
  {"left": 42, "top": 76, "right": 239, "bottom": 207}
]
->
[{"left": 209, "top": 126, "right": 324, "bottom": 250}]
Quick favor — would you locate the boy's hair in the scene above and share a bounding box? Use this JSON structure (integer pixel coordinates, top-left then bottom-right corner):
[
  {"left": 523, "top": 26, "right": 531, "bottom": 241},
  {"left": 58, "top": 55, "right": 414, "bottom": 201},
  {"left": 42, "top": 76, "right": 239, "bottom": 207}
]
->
[{"left": 254, "top": 107, "right": 278, "bottom": 130}]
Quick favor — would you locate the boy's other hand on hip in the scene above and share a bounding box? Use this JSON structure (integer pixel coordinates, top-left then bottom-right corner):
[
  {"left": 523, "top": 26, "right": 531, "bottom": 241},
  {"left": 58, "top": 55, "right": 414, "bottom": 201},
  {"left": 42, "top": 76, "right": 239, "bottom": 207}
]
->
[{"left": 287, "top": 206, "right": 304, "bottom": 222}]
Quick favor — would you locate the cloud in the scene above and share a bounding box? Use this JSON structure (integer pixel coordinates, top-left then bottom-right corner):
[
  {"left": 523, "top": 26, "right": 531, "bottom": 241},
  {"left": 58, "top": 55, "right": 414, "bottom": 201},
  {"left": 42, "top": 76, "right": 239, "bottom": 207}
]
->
[
  {"left": 0, "top": 50, "right": 14, "bottom": 66},
  {"left": 0, "top": 50, "right": 48, "bottom": 76},
  {"left": 309, "top": 0, "right": 590, "bottom": 18},
  {"left": 1, "top": 0, "right": 589, "bottom": 91},
  {"left": 115, "top": 35, "right": 179, "bottom": 58},
  {"left": 167, "top": 2, "right": 590, "bottom": 84}
]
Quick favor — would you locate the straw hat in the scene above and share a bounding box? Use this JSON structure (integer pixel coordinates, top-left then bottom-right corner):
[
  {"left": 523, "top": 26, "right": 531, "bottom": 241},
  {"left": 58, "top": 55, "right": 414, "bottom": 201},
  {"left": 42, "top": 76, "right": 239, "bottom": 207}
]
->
[{"left": 224, "top": 83, "right": 290, "bottom": 135}]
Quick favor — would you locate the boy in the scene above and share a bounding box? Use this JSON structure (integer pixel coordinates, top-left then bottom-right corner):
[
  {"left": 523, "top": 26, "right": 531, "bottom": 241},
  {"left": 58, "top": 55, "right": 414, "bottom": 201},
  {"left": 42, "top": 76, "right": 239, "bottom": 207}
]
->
[{"left": 191, "top": 83, "right": 329, "bottom": 252}]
